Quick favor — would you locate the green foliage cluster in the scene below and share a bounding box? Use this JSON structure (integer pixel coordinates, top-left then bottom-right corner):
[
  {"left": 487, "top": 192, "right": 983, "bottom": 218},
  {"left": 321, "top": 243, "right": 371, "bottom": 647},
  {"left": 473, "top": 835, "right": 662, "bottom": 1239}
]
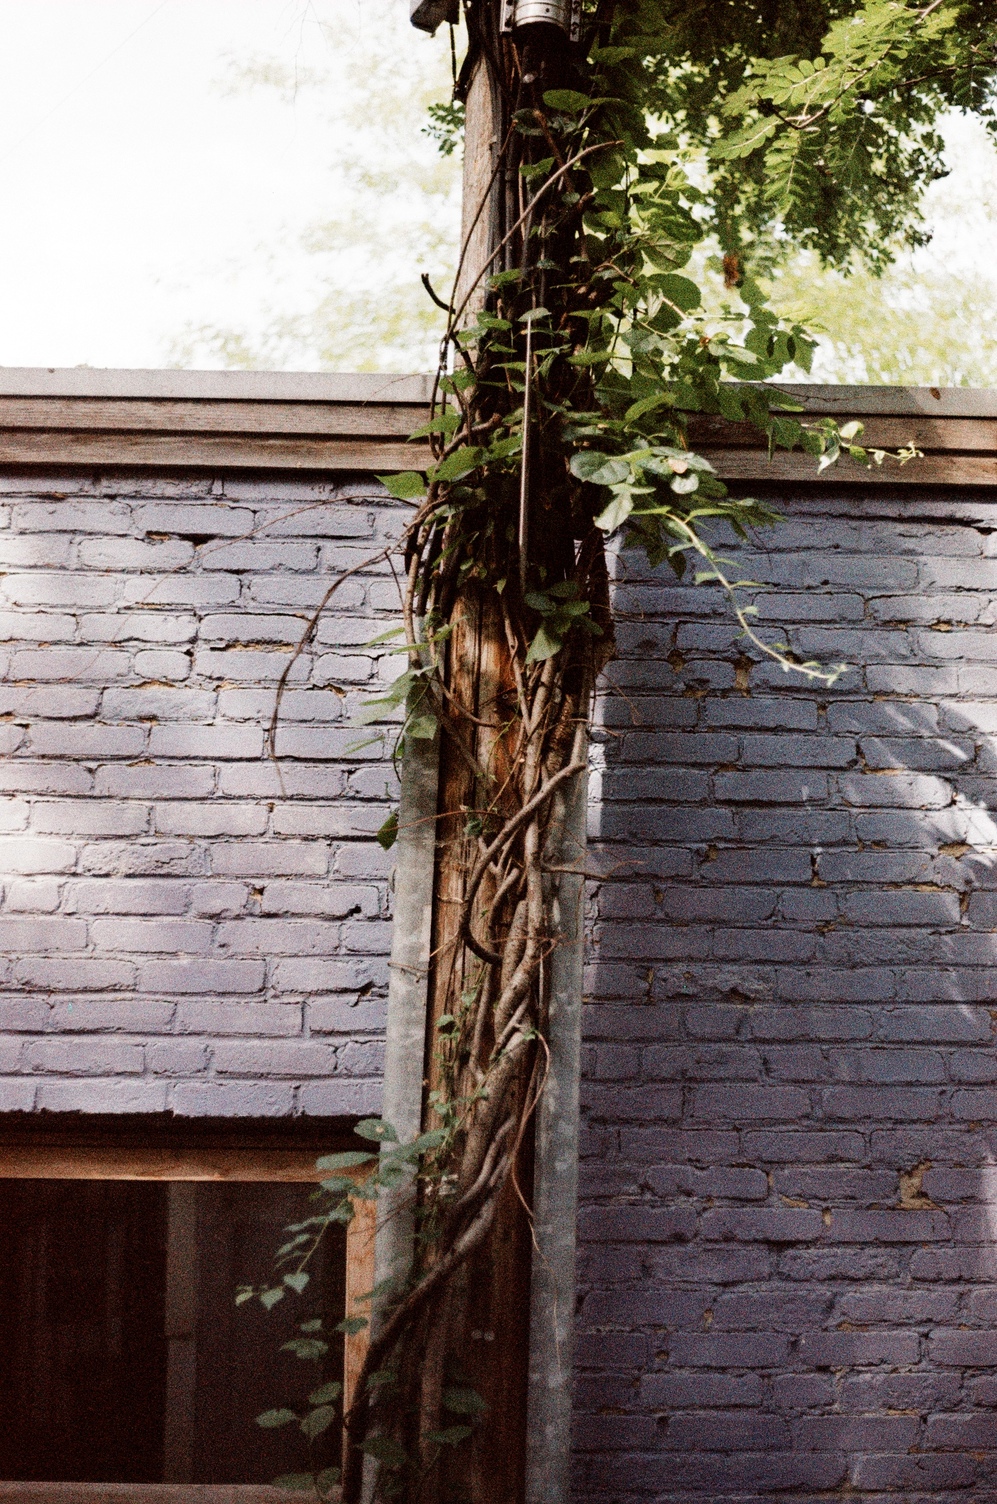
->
[{"left": 629, "top": 0, "right": 996, "bottom": 270}]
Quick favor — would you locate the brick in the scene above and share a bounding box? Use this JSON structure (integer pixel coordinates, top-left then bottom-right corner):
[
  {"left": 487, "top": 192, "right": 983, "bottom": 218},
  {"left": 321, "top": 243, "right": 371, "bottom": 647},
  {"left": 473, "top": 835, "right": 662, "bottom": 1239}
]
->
[
  {"left": 155, "top": 803, "right": 267, "bottom": 837},
  {"left": 174, "top": 1001, "right": 301, "bottom": 1036},
  {"left": 700, "top": 1208, "right": 823, "bottom": 1242},
  {"left": 94, "top": 765, "right": 215, "bottom": 799},
  {"left": 840, "top": 770, "right": 953, "bottom": 807},
  {"left": 102, "top": 687, "right": 217, "bottom": 721},
  {"left": 25, "top": 1039, "right": 144, "bottom": 1074},
  {"left": 4, "top": 878, "right": 62, "bottom": 911},
  {"left": 132, "top": 650, "right": 191, "bottom": 681},
  {"left": 9, "top": 648, "right": 132, "bottom": 682},
  {"left": 260, "top": 881, "right": 380, "bottom": 918},
  {"left": 298, "top": 1078, "right": 383, "bottom": 1115},
  {"left": 579, "top": 1206, "right": 697, "bottom": 1242},
  {"left": 794, "top": 1415, "right": 919, "bottom": 1451},
  {"left": 666, "top": 1333, "right": 791, "bottom": 1368},
  {"left": 78, "top": 537, "right": 194, "bottom": 570},
  {"left": 14, "top": 958, "right": 136, "bottom": 991},
  {"left": 798, "top": 1331, "right": 920, "bottom": 1366},
  {"left": 169, "top": 1081, "right": 296, "bottom": 1116},
  {"left": 28, "top": 724, "right": 148, "bottom": 758},
  {"left": 79, "top": 611, "right": 197, "bottom": 644},
  {"left": 148, "top": 724, "right": 264, "bottom": 759},
  {"left": 715, "top": 770, "right": 829, "bottom": 804},
  {"left": 65, "top": 880, "right": 190, "bottom": 915},
  {"left": 0, "top": 917, "right": 86, "bottom": 950},
  {"left": 213, "top": 1040, "right": 337, "bottom": 1076},
  {"left": 90, "top": 919, "right": 213, "bottom": 953},
  {"left": 136, "top": 959, "right": 265, "bottom": 994},
  {"left": 850, "top": 1454, "right": 977, "bottom": 1489},
  {"left": 35, "top": 1079, "right": 168, "bottom": 1113},
  {"left": 212, "top": 842, "right": 329, "bottom": 876}
]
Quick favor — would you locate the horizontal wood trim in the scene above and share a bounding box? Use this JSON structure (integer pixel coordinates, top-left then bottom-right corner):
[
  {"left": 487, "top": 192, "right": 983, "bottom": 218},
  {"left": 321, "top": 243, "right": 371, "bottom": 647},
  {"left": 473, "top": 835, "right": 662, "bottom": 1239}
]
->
[
  {"left": 0, "top": 372, "right": 988, "bottom": 479},
  {"left": 767, "top": 383, "right": 997, "bottom": 418},
  {"left": 706, "top": 448, "right": 997, "bottom": 486},
  {"left": 0, "top": 367, "right": 433, "bottom": 404},
  {"left": 690, "top": 414, "right": 997, "bottom": 454},
  {"left": 0, "top": 1487, "right": 316, "bottom": 1502},
  {"left": 0, "top": 431, "right": 434, "bottom": 471},
  {"left": 0, "top": 398, "right": 424, "bottom": 437},
  {"left": 0, "top": 1145, "right": 335, "bottom": 1181}
]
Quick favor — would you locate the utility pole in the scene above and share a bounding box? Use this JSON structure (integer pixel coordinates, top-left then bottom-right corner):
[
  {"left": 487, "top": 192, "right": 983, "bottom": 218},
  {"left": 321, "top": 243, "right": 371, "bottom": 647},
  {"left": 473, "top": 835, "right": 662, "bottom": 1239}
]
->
[{"left": 374, "top": 6, "right": 586, "bottom": 1501}]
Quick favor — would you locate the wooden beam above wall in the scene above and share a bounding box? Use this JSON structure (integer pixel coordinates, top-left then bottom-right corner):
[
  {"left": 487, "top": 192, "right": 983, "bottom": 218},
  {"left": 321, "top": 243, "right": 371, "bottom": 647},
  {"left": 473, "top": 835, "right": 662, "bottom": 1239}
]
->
[{"left": 0, "top": 369, "right": 992, "bottom": 482}]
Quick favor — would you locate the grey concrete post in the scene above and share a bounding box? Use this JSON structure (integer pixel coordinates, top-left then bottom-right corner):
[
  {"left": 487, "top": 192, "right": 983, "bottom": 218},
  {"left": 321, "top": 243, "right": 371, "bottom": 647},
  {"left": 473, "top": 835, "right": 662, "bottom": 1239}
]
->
[{"left": 525, "top": 757, "right": 588, "bottom": 1504}]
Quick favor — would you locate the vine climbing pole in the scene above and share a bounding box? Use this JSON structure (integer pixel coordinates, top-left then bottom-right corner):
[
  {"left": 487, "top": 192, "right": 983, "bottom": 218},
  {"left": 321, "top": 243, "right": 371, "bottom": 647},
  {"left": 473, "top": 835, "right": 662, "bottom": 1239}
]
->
[
  {"left": 415, "top": 6, "right": 578, "bottom": 1502},
  {"left": 351, "top": 4, "right": 595, "bottom": 1502}
]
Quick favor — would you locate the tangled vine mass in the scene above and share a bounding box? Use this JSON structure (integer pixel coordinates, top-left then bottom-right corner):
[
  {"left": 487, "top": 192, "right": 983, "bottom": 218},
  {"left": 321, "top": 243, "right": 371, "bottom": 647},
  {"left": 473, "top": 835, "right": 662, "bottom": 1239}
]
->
[{"left": 241, "top": 3, "right": 996, "bottom": 1501}]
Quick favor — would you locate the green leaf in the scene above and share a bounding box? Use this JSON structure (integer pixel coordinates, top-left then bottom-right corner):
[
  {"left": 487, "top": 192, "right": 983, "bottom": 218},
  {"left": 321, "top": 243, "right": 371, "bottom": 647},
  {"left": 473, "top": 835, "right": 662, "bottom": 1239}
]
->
[
  {"left": 526, "top": 621, "right": 564, "bottom": 664},
  {"left": 283, "top": 1271, "right": 310, "bottom": 1294},
  {"left": 431, "top": 447, "right": 485, "bottom": 483},
  {"left": 542, "top": 89, "right": 592, "bottom": 113},
  {"left": 356, "top": 1117, "right": 399, "bottom": 1143},
  {"left": 425, "top": 1426, "right": 473, "bottom": 1447},
  {"left": 315, "top": 1151, "right": 376, "bottom": 1171},
  {"left": 443, "top": 1386, "right": 489, "bottom": 1415},
  {"left": 271, "top": 1474, "right": 314, "bottom": 1492},
  {"left": 301, "top": 1405, "right": 336, "bottom": 1440},
  {"left": 669, "top": 472, "right": 700, "bottom": 495},
  {"left": 406, "top": 712, "right": 437, "bottom": 740},
  {"left": 593, "top": 490, "right": 635, "bottom": 533},
  {"left": 376, "top": 811, "right": 399, "bottom": 851},
  {"left": 336, "top": 1315, "right": 370, "bottom": 1336},
  {"left": 377, "top": 471, "right": 426, "bottom": 502},
  {"left": 361, "top": 1435, "right": 409, "bottom": 1467},
  {"left": 257, "top": 1408, "right": 297, "bottom": 1430},
  {"left": 281, "top": 1337, "right": 328, "bottom": 1360},
  {"left": 309, "top": 1381, "right": 343, "bottom": 1407},
  {"left": 569, "top": 451, "right": 628, "bottom": 485},
  {"left": 260, "top": 1287, "right": 285, "bottom": 1311},
  {"left": 316, "top": 1468, "right": 341, "bottom": 1492},
  {"left": 408, "top": 412, "right": 459, "bottom": 439},
  {"left": 650, "top": 273, "right": 701, "bottom": 312}
]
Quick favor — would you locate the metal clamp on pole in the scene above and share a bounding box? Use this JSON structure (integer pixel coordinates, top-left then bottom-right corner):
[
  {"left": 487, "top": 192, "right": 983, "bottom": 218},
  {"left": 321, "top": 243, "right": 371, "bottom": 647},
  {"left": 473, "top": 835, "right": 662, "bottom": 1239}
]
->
[{"left": 500, "top": 0, "right": 581, "bottom": 40}]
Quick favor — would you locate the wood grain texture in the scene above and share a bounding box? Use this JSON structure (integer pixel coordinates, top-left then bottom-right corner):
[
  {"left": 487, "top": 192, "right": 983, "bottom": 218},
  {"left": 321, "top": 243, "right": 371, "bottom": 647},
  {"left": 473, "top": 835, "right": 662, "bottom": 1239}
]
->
[
  {"left": 0, "top": 1145, "right": 330, "bottom": 1181},
  {"left": 343, "top": 1196, "right": 377, "bottom": 1417},
  {"left": 0, "top": 1488, "right": 319, "bottom": 1502},
  {"left": 0, "top": 399, "right": 423, "bottom": 437},
  {"left": 703, "top": 447, "right": 997, "bottom": 485},
  {"left": 0, "top": 432, "right": 433, "bottom": 471}
]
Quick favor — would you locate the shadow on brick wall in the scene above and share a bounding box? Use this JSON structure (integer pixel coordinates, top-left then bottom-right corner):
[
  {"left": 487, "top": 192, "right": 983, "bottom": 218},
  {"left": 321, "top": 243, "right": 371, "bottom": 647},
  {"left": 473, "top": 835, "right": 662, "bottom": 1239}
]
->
[{"left": 576, "top": 491, "right": 997, "bottom": 1502}]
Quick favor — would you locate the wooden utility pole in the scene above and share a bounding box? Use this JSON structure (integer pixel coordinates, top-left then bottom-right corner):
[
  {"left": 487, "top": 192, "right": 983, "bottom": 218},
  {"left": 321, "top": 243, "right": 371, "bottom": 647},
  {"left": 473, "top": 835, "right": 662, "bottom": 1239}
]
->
[{"left": 375, "top": 7, "right": 584, "bottom": 1502}]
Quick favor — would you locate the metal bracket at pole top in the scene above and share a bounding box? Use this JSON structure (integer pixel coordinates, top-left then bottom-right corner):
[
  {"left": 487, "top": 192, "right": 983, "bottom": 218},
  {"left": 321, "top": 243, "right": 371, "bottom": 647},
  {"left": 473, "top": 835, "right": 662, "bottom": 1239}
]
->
[
  {"left": 410, "top": 0, "right": 459, "bottom": 35},
  {"left": 500, "top": 0, "right": 582, "bottom": 40}
]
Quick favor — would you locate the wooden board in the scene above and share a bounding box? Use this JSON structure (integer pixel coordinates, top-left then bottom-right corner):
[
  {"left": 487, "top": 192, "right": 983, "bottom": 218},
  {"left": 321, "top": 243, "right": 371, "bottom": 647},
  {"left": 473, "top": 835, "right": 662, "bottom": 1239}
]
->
[
  {"left": 0, "top": 1144, "right": 376, "bottom": 1427},
  {"left": 0, "top": 431, "right": 433, "bottom": 471},
  {"left": 0, "top": 1488, "right": 319, "bottom": 1502}
]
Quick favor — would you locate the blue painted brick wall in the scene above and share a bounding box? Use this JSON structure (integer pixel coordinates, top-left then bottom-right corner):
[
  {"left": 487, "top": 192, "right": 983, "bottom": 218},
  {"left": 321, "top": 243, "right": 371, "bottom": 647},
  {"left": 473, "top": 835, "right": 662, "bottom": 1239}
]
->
[
  {"left": 0, "top": 470, "right": 402, "bottom": 1117},
  {"left": 579, "top": 486, "right": 997, "bottom": 1501}
]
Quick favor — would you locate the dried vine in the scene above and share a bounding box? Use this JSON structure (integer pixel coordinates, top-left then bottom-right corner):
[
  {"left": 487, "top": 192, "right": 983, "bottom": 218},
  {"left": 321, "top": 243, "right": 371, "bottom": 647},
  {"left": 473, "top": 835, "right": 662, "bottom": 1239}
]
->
[{"left": 240, "top": 3, "right": 962, "bottom": 1500}]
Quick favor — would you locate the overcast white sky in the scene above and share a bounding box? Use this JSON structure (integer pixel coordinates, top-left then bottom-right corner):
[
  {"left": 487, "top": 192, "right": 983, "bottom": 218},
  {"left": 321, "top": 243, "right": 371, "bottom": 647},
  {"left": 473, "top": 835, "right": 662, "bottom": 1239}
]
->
[
  {"left": 0, "top": 2, "right": 992, "bottom": 376},
  {"left": 0, "top": 0, "right": 430, "bottom": 370}
]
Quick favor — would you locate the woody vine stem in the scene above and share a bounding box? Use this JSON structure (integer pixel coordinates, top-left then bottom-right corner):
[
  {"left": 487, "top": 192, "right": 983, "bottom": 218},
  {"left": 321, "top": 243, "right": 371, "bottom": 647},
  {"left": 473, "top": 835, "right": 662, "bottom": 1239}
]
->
[{"left": 247, "top": 3, "right": 924, "bottom": 1500}]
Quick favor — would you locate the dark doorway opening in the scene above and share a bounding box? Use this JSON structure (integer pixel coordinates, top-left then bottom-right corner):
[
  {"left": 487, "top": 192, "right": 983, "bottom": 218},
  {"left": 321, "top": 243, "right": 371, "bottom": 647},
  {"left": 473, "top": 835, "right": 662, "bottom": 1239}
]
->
[{"left": 0, "top": 1178, "right": 345, "bottom": 1485}]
